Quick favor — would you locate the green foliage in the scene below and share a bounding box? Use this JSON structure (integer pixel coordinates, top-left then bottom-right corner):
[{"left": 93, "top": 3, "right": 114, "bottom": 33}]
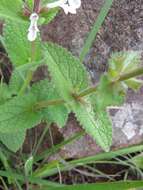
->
[
  {"left": 3, "top": 20, "right": 42, "bottom": 67},
  {"left": 0, "top": 94, "right": 42, "bottom": 133},
  {"left": 31, "top": 79, "right": 69, "bottom": 127},
  {"left": 72, "top": 100, "right": 112, "bottom": 151},
  {"left": 43, "top": 42, "right": 89, "bottom": 102},
  {"left": 108, "top": 51, "right": 143, "bottom": 91},
  {"left": 0, "top": 130, "right": 26, "bottom": 152},
  {"left": 95, "top": 75, "right": 124, "bottom": 110},
  {"left": 0, "top": 0, "right": 23, "bottom": 22},
  {"left": 24, "top": 156, "right": 34, "bottom": 176},
  {"left": 39, "top": 8, "right": 59, "bottom": 25}
]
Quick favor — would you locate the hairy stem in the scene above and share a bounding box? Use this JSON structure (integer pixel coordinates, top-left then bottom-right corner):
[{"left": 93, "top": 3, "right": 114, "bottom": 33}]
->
[{"left": 35, "top": 67, "right": 143, "bottom": 110}]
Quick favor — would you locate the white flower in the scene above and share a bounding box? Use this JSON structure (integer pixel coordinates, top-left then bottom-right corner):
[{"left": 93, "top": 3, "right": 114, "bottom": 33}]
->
[
  {"left": 47, "top": 0, "right": 81, "bottom": 14},
  {"left": 27, "top": 13, "right": 39, "bottom": 42}
]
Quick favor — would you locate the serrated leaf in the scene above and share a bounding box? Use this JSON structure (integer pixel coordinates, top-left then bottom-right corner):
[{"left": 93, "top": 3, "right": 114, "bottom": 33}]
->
[
  {"left": 0, "top": 130, "right": 26, "bottom": 152},
  {"left": 3, "top": 20, "right": 42, "bottom": 67},
  {"left": 95, "top": 75, "right": 124, "bottom": 110},
  {"left": 31, "top": 79, "right": 69, "bottom": 127},
  {"left": 0, "top": 0, "right": 24, "bottom": 22},
  {"left": 108, "top": 51, "right": 143, "bottom": 91},
  {"left": 0, "top": 94, "right": 42, "bottom": 133},
  {"left": 43, "top": 42, "right": 89, "bottom": 102},
  {"left": 108, "top": 51, "right": 141, "bottom": 77},
  {"left": 73, "top": 100, "right": 112, "bottom": 151}
]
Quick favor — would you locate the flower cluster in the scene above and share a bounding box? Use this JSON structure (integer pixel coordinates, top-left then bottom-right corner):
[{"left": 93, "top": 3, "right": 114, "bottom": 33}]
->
[{"left": 27, "top": 0, "right": 81, "bottom": 42}]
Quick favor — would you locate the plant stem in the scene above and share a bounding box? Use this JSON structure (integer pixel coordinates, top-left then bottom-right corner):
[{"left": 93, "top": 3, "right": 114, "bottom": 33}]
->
[
  {"left": 18, "top": 69, "right": 33, "bottom": 96},
  {"left": 33, "top": 0, "right": 41, "bottom": 13},
  {"left": 35, "top": 99, "right": 65, "bottom": 110},
  {"left": 35, "top": 67, "right": 143, "bottom": 110},
  {"left": 33, "top": 123, "right": 50, "bottom": 157},
  {"left": 117, "top": 67, "right": 143, "bottom": 82}
]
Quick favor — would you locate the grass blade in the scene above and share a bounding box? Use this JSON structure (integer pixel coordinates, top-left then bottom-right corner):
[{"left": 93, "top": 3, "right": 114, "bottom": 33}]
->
[{"left": 79, "top": 0, "right": 114, "bottom": 62}]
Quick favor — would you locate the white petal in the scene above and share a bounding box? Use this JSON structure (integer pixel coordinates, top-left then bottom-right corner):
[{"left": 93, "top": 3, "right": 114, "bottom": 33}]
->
[
  {"left": 27, "top": 13, "right": 39, "bottom": 42},
  {"left": 47, "top": 0, "right": 66, "bottom": 8},
  {"left": 27, "top": 30, "right": 37, "bottom": 41},
  {"left": 60, "top": 3, "right": 77, "bottom": 14},
  {"left": 68, "top": 0, "right": 81, "bottom": 9}
]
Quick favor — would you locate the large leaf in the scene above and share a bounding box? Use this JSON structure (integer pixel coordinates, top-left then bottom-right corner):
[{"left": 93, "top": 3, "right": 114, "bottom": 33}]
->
[
  {"left": 31, "top": 79, "right": 69, "bottom": 127},
  {"left": 43, "top": 42, "right": 112, "bottom": 150},
  {"left": 0, "top": 130, "right": 26, "bottom": 152},
  {"left": 3, "top": 20, "right": 42, "bottom": 67},
  {"left": 0, "top": 94, "right": 42, "bottom": 133},
  {"left": 43, "top": 42, "right": 89, "bottom": 102}
]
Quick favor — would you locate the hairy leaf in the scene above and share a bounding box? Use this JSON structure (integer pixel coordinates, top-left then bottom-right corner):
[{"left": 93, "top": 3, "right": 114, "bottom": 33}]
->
[
  {"left": 108, "top": 51, "right": 143, "bottom": 91},
  {"left": 31, "top": 79, "right": 69, "bottom": 127},
  {"left": 0, "top": 94, "right": 42, "bottom": 133},
  {"left": 73, "top": 99, "right": 112, "bottom": 151},
  {"left": 3, "top": 20, "right": 42, "bottom": 67},
  {"left": 43, "top": 42, "right": 89, "bottom": 102},
  {"left": 95, "top": 75, "right": 124, "bottom": 110}
]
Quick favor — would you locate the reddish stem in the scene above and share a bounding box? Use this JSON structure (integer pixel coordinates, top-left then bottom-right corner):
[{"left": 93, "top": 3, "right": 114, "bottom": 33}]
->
[{"left": 33, "top": 0, "right": 41, "bottom": 13}]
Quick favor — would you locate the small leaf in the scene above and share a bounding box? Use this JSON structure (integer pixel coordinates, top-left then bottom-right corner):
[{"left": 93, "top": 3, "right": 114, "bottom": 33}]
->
[
  {"left": 125, "top": 78, "right": 143, "bottom": 91},
  {"left": 24, "top": 156, "right": 34, "bottom": 176},
  {"left": 95, "top": 75, "right": 124, "bottom": 110},
  {"left": 108, "top": 51, "right": 143, "bottom": 91},
  {"left": 108, "top": 51, "right": 141, "bottom": 77},
  {"left": 0, "top": 130, "right": 26, "bottom": 152}
]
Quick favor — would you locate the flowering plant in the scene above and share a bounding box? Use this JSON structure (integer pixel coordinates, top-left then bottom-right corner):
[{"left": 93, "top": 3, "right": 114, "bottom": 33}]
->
[{"left": 0, "top": 0, "right": 143, "bottom": 154}]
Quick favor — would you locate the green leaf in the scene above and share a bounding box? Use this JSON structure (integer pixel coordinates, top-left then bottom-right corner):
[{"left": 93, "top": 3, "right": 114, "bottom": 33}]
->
[
  {"left": 95, "top": 75, "right": 124, "bottom": 110},
  {"left": 80, "top": 0, "right": 114, "bottom": 62},
  {"left": 73, "top": 100, "right": 112, "bottom": 151},
  {"left": 39, "top": 8, "right": 59, "bottom": 25},
  {"left": 31, "top": 79, "right": 69, "bottom": 127},
  {"left": 125, "top": 78, "right": 143, "bottom": 91},
  {"left": 108, "top": 51, "right": 141, "bottom": 76},
  {"left": 3, "top": 20, "right": 42, "bottom": 67},
  {"left": 44, "top": 180, "right": 143, "bottom": 190},
  {"left": 0, "top": 94, "right": 42, "bottom": 133},
  {"left": 43, "top": 42, "right": 89, "bottom": 102},
  {"left": 0, "top": 83, "right": 12, "bottom": 105},
  {"left": 130, "top": 153, "right": 143, "bottom": 170},
  {"left": 24, "top": 156, "right": 34, "bottom": 176},
  {"left": 0, "top": 130, "right": 26, "bottom": 152},
  {"left": 108, "top": 51, "right": 143, "bottom": 91},
  {"left": 0, "top": 0, "right": 24, "bottom": 22}
]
